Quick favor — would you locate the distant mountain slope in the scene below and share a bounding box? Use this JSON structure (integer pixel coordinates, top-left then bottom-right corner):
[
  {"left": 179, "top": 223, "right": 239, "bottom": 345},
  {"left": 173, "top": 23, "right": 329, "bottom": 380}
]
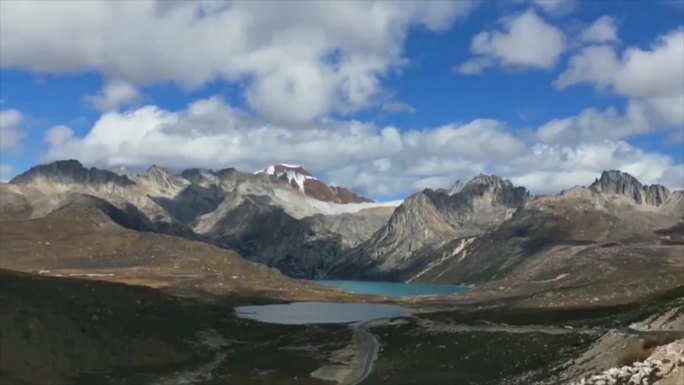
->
[
  {"left": 4, "top": 160, "right": 397, "bottom": 278},
  {"left": 407, "top": 171, "right": 683, "bottom": 307},
  {"left": 6, "top": 161, "right": 681, "bottom": 287},
  {"left": 0, "top": 192, "right": 334, "bottom": 298},
  {"left": 331, "top": 175, "right": 529, "bottom": 278}
]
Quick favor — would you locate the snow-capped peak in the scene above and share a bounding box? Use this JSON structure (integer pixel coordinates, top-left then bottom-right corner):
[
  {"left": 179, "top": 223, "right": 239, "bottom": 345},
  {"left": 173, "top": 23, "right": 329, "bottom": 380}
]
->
[
  {"left": 256, "top": 163, "right": 317, "bottom": 194},
  {"left": 255, "top": 163, "right": 373, "bottom": 204}
]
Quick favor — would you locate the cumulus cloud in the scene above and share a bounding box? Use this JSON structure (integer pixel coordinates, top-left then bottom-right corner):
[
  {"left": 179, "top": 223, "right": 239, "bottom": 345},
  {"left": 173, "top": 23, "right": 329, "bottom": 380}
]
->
[
  {"left": 44, "top": 96, "right": 523, "bottom": 172},
  {"left": 557, "top": 28, "right": 684, "bottom": 131},
  {"left": 458, "top": 10, "right": 566, "bottom": 74},
  {"left": 455, "top": 57, "right": 493, "bottom": 75},
  {"left": 43, "top": 97, "right": 683, "bottom": 196},
  {"left": 657, "top": 166, "right": 684, "bottom": 188},
  {"left": 44, "top": 125, "right": 75, "bottom": 146},
  {"left": 85, "top": 80, "right": 141, "bottom": 112},
  {"left": 0, "top": 109, "right": 23, "bottom": 150},
  {"left": 503, "top": 141, "right": 680, "bottom": 192},
  {"left": 0, "top": 0, "right": 476, "bottom": 124},
  {"left": 536, "top": 106, "right": 650, "bottom": 144},
  {"left": 579, "top": 16, "right": 618, "bottom": 43},
  {"left": 557, "top": 29, "right": 684, "bottom": 98}
]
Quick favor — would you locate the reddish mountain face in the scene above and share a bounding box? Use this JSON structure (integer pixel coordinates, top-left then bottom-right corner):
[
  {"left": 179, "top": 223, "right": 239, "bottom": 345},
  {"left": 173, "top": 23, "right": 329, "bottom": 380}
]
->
[
  {"left": 303, "top": 179, "right": 373, "bottom": 204},
  {"left": 259, "top": 164, "right": 373, "bottom": 204}
]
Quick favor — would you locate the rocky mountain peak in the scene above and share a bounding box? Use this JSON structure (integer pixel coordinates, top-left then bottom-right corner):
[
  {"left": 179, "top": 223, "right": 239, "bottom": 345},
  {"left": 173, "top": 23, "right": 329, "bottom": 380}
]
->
[
  {"left": 448, "top": 180, "right": 465, "bottom": 195},
  {"left": 257, "top": 163, "right": 317, "bottom": 193},
  {"left": 458, "top": 174, "right": 528, "bottom": 206},
  {"left": 591, "top": 170, "right": 670, "bottom": 206},
  {"left": 138, "top": 165, "right": 186, "bottom": 194},
  {"left": 143, "top": 164, "right": 173, "bottom": 179},
  {"left": 10, "top": 159, "right": 135, "bottom": 188},
  {"left": 270, "top": 163, "right": 313, "bottom": 177},
  {"left": 214, "top": 167, "right": 238, "bottom": 179},
  {"left": 256, "top": 163, "right": 372, "bottom": 204},
  {"left": 179, "top": 168, "right": 205, "bottom": 183},
  {"left": 465, "top": 174, "right": 509, "bottom": 189},
  {"left": 591, "top": 170, "right": 643, "bottom": 195},
  {"left": 643, "top": 184, "right": 670, "bottom": 206}
]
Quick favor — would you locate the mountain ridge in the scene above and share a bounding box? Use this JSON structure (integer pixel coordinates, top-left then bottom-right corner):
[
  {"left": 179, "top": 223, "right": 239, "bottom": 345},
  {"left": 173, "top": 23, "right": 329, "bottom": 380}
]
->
[{"left": 6, "top": 159, "right": 682, "bottom": 283}]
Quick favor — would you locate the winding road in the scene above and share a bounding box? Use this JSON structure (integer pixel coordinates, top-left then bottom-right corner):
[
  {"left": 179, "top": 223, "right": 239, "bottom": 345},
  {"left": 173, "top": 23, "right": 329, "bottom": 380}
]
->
[{"left": 341, "top": 320, "right": 380, "bottom": 385}]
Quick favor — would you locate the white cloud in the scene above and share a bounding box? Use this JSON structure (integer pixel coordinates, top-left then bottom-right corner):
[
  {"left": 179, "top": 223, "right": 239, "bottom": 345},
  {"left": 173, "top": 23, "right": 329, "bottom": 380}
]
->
[
  {"left": 0, "top": 164, "right": 13, "bottom": 182},
  {"left": 43, "top": 96, "right": 683, "bottom": 196},
  {"left": 44, "top": 125, "right": 75, "bottom": 146},
  {"left": 455, "top": 57, "right": 493, "bottom": 75},
  {"left": 557, "top": 29, "right": 684, "bottom": 98},
  {"left": 504, "top": 141, "right": 681, "bottom": 192},
  {"left": 0, "top": 0, "right": 476, "bottom": 124},
  {"left": 557, "top": 28, "right": 684, "bottom": 130},
  {"left": 85, "top": 80, "right": 141, "bottom": 112},
  {"left": 0, "top": 109, "right": 23, "bottom": 150},
  {"left": 579, "top": 16, "right": 618, "bottom": 43},
  {"left": 459, "top": 10, "right": 566, "bottom": 74},
  {"left": 43, "top": 97, "right": 524, "bottom": 194},
  {"left": 658, "top": 165, "right": 684, "bottom": 188},
  {"left": 536, "top": 106, "right": 650, "bottom": 144}
]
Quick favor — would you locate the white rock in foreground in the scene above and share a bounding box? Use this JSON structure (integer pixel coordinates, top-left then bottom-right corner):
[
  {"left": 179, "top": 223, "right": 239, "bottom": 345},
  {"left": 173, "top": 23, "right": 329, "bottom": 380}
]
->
[{"left": 569, "top": 339, "right": 683, "bottom": 385}]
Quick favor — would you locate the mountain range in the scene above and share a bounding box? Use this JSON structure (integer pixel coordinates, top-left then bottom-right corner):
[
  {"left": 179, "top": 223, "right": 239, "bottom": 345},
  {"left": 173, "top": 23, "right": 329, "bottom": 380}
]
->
[{"left": 2, "top": 160, "right": 683, "bottom": 297}]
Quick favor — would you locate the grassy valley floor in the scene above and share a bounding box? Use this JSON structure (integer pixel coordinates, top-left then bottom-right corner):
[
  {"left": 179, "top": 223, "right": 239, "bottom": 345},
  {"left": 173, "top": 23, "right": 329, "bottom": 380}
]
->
[
  {"left": 0, "top": 269, "right": 351, "bottom": 385},
  {"left": 3, "top": 268, "right": 681, "bottom": 384}
]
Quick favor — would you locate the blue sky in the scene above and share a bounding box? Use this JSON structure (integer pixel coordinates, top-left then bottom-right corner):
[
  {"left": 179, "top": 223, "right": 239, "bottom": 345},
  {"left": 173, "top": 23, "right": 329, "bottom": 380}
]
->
[{"left": 1, "top": 0, "right": 682, "bottom": 199}]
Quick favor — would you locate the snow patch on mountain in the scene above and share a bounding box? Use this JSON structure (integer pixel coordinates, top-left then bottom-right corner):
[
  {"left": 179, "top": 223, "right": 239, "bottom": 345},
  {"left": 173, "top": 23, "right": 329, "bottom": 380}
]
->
[
  {"left": 285, "top": 170, "right": 316, "bottom": 193},
  {"left": 305, "top": 198, "right": 403, "bottom": 215},
  {"left": 257, "top": 164, "right": 316, "bottom": 194},
  {"left": 272, "top": 187, "right": 401, "bottom": 217}
]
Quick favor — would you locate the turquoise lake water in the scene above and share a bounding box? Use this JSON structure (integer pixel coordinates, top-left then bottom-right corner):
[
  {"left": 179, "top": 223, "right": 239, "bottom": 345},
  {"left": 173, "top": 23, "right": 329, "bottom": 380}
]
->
[
  {"left": 313, "top": 280, "right": 469, "bottom": 297},
  {"left": 235, "top": 281, "right": 468, "bottom": 324},
  {"left": 235, "top": 302, "right": 410, "bottom": 324}
]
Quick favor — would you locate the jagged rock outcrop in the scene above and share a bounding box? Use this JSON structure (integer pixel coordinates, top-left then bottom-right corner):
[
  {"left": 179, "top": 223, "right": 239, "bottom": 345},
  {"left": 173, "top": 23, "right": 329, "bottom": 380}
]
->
[
  {"left": 591, "top": 170, "right": 671, "bottom": 206},
  {"left": 448, "top": 180, "right": 465, "bottom": 195},
  {"left": 136, "top": 165, "right": 188, "bottom": 196},
  {"left": 10, "top": 160, "right": 193, "bottom": 233},
  {"left": 569, "top": 339, "right": 684, "bottom": 385},
  {"left": 11, "top": 159, "right": 135, "bottom": 191}
]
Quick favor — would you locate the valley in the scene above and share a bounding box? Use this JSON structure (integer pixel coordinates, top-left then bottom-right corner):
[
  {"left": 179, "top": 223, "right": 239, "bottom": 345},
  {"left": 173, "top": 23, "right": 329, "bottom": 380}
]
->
[{"left": 0, "top": 160, "right": 682, "bottom": 384}]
